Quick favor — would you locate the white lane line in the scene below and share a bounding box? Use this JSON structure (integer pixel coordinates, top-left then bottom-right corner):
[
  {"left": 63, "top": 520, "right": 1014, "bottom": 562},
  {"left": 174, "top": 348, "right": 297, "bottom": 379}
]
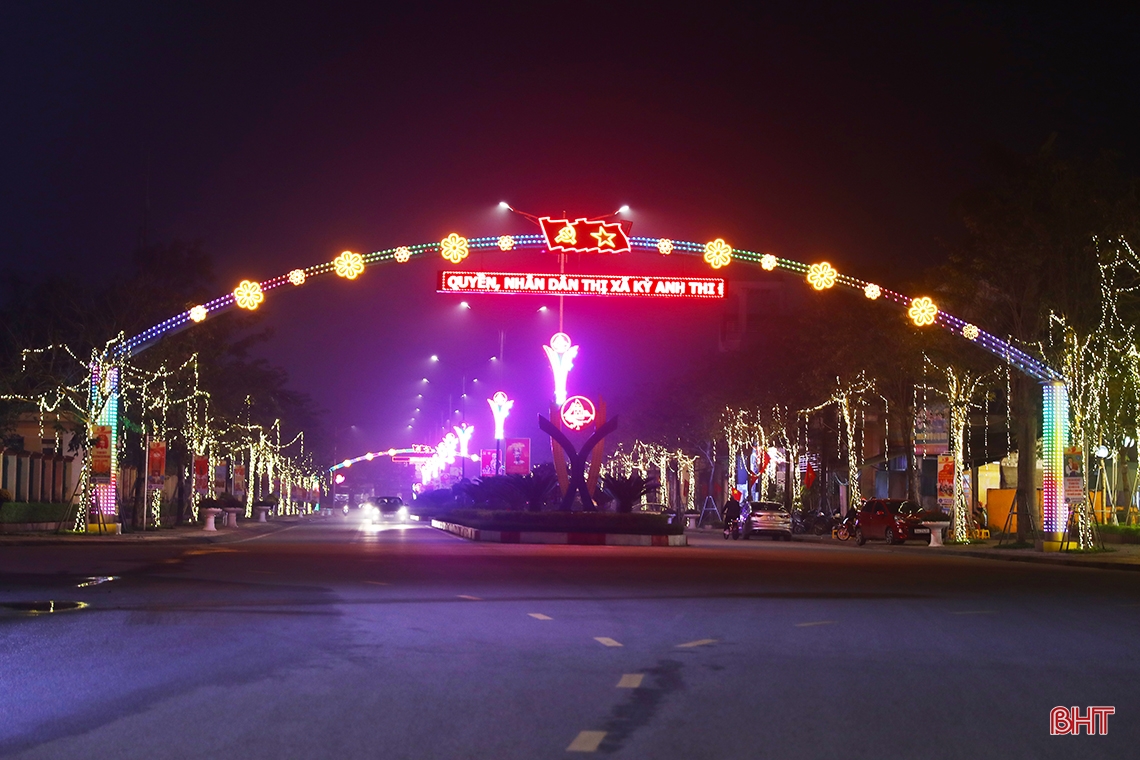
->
[
  {"left": 594, "top": 637, "right": 623, "bottom": 647},
  {"left": 795, "top": 620, "right": 835, "bottom": 627},
  {"left": 566, "top": 731, "right": 607, "bottom": 752},
  {"left": 364, "top": 581, "right": 390, "bottom": 586},
  {"left": 458, "top": 595, "right": 482, "bottom": 601},
  {"left": 676, "top": 638, "right": 717, "bottom": 648},
  {"left": 528, "top": 613, "right": 553, "bottom": 620},
  {"left": 616, "top": 674, "right": 644, "bottom": 689},
  {"left": 951, "top": 610, "right": 996, "bottom": 615}
]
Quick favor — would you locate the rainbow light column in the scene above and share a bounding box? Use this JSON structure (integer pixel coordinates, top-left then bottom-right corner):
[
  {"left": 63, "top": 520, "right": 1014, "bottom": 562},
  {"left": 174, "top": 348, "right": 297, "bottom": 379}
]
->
[
  {"left": 1041, "top": 381, "right": 1070, "bottom": 535},
  {"left": 89, "top": 362, "right": 119, "bottom": 523}
]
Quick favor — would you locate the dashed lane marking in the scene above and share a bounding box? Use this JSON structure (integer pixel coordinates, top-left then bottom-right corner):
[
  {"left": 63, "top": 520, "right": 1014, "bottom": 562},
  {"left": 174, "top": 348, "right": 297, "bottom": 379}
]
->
[
  {"left": 528, "top": 613, "right": 553, "bottom": 620},
  {"left": 951, "top": 610, "right": 996, "bottom": 615},
  {"left": 566, "top": 731, "right": 607, "bottom": 752},
  {"left": 676, "top": 638, "right": 717, "bottom": 648},
  {"left": 795, "top": 621, "right": 835, "bottom": 627},
  {"left": 594, "top": 637, "right": 622, "bottom": 647},
  {"left": 458, "top": 595, "right": 482, "bottom": 601},
  {"left": 616, "top": 674, "right": 644, "bottom": 688}
]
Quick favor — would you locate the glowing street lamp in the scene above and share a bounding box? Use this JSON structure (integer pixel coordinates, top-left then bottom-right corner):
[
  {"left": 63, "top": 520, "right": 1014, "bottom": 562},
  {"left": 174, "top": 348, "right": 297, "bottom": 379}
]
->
[
  {"left": 454, "top": 423, "right": 475, "bottom": 479},
  {"left": 543, "top": 332, "right": 578, "bottom": 405}
]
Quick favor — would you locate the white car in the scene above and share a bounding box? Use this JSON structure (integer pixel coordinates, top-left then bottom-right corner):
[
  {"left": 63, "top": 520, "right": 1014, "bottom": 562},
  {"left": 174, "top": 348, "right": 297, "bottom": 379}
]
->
[
  {"left": 369, "top": 497, "right": 409, "bottom": 523},
  {"left": 744, "top": 501, "right": 793, "bottom": 541}
]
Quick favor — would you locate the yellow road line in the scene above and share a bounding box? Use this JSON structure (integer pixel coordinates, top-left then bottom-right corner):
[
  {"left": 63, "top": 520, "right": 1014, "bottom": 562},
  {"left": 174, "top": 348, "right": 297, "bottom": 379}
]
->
[
  {"left": 676, "top": 638, "right": 716, "bottom": 648},
  {"left": 528, "top": 613, "right": 553, "bottom": 620},
  {"left": 795, "top": 621, "right": 835, "bottom": 627},
  {"left": 594, "top": 637, "right": 622, "bottom": 647},
  {"left": 458, "top": 595, "right": 482, "bottom": 601},
  {"left": 566, "top": 731, "right": 607, "bottom": 752},
  {"left": 616, "top": 674, "right": 644, "bottom": 688}
]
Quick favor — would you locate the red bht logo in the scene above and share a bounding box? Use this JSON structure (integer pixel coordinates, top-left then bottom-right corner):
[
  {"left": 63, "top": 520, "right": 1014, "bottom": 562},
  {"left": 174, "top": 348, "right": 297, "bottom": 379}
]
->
[{"left": 1051, "top": 706, "right": 1114, "bottom": 735}]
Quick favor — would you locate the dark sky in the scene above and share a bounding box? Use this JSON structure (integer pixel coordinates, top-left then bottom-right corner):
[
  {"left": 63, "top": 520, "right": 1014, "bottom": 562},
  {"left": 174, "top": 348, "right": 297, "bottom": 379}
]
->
[{"left": 3, "top": 2, "right": 1138, "bottom": 459}]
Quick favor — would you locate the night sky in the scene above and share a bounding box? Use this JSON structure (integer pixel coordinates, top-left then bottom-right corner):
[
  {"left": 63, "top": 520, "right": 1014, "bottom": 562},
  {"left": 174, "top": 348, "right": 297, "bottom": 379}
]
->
[{"left": 3, "top": 2, "right": 1138, "bottom": 460}]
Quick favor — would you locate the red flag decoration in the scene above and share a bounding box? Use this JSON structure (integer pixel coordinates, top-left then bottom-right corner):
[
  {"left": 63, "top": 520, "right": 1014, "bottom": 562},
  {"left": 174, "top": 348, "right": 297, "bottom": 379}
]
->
[
  {"left": 539, "top": 217, "right": 632, "bottom": 254},
  {"left": 803, "top": 462, "right": 817, "bottom": 490},
  {"left": 760, "top": 449, "right": 771, "bottom": 474}
]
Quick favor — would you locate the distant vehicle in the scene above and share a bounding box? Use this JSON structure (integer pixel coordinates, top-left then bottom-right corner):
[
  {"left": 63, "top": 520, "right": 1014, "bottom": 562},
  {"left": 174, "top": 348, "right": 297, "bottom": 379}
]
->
[
  {"left": 854, "top": 499, "right": 931, "bottom": 545},
  {"left": 743, "top": 501, "right": 792, "bottom": 541},
  {"left": 368, "top": 496, "right": 409, "bottom": 523}
]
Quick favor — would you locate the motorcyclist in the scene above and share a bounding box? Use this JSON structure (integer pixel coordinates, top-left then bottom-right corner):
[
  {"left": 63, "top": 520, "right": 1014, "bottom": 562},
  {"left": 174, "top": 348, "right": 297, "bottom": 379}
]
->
[{"left": 723, "top": 492, "right": 743, "bottom": 528}]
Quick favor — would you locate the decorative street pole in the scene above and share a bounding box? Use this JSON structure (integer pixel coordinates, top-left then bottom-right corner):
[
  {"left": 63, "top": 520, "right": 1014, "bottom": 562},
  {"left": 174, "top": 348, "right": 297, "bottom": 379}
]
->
[
  {"left": 488, "top": 391, "right": 513, "bottom": 475},
  {"left": 543, "top": 332, "right": 578, "bottom": 406}
]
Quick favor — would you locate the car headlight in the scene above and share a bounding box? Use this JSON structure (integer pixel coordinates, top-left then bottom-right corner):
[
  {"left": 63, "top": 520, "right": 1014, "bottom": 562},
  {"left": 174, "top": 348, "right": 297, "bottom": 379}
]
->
[{"left": 397, "top": 506, "right": 409, "bottom": 519}]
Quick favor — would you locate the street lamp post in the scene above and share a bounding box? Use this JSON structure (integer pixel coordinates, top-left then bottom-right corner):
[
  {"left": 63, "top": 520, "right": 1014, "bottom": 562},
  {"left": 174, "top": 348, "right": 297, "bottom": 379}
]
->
[{"left": 488, "top": 391, "right": 513, "bottom": 476}]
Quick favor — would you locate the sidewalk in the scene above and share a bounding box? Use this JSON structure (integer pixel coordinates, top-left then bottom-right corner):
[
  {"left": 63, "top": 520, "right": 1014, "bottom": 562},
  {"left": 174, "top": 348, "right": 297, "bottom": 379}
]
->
[
  {"left": 0, "top": 515, "right": 313, "bottom": 547},
  {"left": 689, "top": 526, "right": 1140, "bottom": 572}
]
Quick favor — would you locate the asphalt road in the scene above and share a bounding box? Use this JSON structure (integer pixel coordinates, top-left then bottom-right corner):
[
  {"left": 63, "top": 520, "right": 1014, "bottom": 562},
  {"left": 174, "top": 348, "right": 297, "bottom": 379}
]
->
[{"left": 1, "top": 517, "right": 1137, "bottom": 759}]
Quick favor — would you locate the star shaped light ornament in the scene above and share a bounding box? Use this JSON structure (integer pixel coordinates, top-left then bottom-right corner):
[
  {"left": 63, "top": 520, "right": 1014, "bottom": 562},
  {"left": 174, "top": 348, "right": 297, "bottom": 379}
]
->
[
  {"left": 288, "top": 269, "right": 306, "bottom": 286},
  {"left": 233, "top": 280, "right": 264, "bottom": 310},
  {"left": 543, "top": 332, "right": 579, "bottom": 406},
  {"left": 591, "top": 227, "right": 617, "bottom": 248},
  {"left": 703, "top": 239, "right": 733, "bottom": 269},
  {"left": 760, "top": 254, "right": 778, "bottom": 271},
  {"left": 440, "top": 233, "right": 470, "bottom": 264},
  {"left": 333, "top": 251, "right": 365, "bottom": 280},
  {"left": 189, "top": 305, "right": 208, "bottom": 323},
  {"left": 394, "top": 246, "right": 411, "bottom": 263}
]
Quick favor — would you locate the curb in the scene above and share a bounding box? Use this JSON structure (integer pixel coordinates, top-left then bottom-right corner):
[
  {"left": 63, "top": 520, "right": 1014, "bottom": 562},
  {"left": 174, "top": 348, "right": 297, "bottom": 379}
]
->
[
  {"left": 431, "top": 520, "right": 687, "bottom": 547},
  {"left": 0, "top": 518, "right": 308, "bottom": 547},
  {"left": 945, "top": 548, "right": 1140, "bottom": 573}
]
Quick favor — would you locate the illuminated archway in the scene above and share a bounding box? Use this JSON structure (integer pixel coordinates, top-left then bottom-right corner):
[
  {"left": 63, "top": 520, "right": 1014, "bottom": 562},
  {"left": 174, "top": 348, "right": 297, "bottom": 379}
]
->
[{"left": 113, "top": 228, "right": 1070, "bottom": 535}]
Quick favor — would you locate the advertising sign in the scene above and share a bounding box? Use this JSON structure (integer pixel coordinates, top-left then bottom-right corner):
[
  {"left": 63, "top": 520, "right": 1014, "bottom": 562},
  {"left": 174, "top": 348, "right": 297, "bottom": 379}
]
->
[
  {"left": 91, "top": 425, "right": 113, "bottom": 483},
  {"left": 480, "top": 449, "right": 499, "bottom": 477},
  {"left": 438, "top": 271, "right": 725, "bottom": 299},
  {"left": 146, "top": 439, "right": 166, "bottom": 491},
  {"left": 193, "top": 457, "right": 209, "bottom": 495},
  {"left": 233, "top": 465, "right": 246, "bottom": 499},
  {"left": 504, "top": 438, "right": 531, "bottom": 475},
  {"left": 916, "top": 404, "right": 950, "bottom": 456},
  {"left": 214, "top": 462, "right": 228, "bottom": 493},
  {"left": 1064, "top": 447, "right": 1085, "bottom": 504},
  {"left": 937, "top": 454, "right": 955, "bottom": 509}
]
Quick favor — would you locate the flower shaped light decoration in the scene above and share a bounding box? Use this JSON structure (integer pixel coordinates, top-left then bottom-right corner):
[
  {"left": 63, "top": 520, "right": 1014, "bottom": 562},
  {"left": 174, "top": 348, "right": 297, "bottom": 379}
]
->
[
  {"left": 233, "top": 280, "right": 264, "bottom": 311},
  {"left": 908, "top": 296, "right": 939, "bottom": 327},
  {"left": 394, "top": 246, "right": 411, "bottom": 263},
  {"left": 288, "top": 269, "right": 306, "bottom": 286},
  {"left": 863, "top": 283, "right": 881, "bottom": 300},
  {"left": 703, "top": 238, "right": 733, "bottom": 269},
  {"left": 657, "top": 238, "right": 673, "bottom": 255},
  {"left": 333, "top": 250, "right": 365, "bottom": 280},
  {"left": 760, "top": 254, "right": 778, "bottom": 271},
  {"left": 962, "top": 323, "right": 980, "bottom": 341},
  {"left": 189, "top": 305, "right": 207, "bottom": 323},
  {"left": 498, "top": 235, "right": 515, "bottom": 251},
  {"left": 806, "top": 262, "right": 838, "bottom": 291},
  {"left": 440, "top": 233, "right": 470, "bottom": 264}
]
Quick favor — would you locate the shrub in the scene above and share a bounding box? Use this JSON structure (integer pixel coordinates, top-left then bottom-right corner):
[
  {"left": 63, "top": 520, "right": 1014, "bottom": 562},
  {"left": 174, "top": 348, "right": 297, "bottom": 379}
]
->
[
  {"left": 602, "top": 474, "right": 658, "bottom": 514},
  {"left": 0, "top": 502, "right": 70, "bottom": 524},
  {"left": 0, "top": 488, "right": 11, "bottom": 505}
]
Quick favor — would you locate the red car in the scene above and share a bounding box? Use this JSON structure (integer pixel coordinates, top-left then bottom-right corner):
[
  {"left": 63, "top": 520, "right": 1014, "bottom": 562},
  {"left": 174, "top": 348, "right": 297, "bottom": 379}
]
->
[{"left": 854, "top": 499, "right": 931, "bottom": 545}]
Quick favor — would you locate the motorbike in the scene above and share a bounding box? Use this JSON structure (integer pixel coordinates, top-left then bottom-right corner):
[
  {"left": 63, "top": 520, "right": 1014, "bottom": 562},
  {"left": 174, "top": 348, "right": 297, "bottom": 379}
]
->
[
  {"left": 833, "top": 511, "right": 857, "bottom": 541},
  {"left": 723, "top": 518, "right": 742, "bottom": 540}
]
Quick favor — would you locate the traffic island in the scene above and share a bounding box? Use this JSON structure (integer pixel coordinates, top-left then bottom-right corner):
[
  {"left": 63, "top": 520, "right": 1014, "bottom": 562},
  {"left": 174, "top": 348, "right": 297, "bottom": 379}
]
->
[{"left": 431, "top": 510, "right": 687, "bottom": 546}]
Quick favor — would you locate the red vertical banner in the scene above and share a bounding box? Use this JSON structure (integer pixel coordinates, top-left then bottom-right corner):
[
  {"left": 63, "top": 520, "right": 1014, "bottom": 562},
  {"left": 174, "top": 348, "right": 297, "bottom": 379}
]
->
[
  {"left": 480, "top": 449, "right": 499, "bottom": 477},
  {"left": 91, "top": 425, "right": 113, "bottom": 482},
  {"left": 147, "top": 440, "right": 166, "bottom": 491},
  {"left": 194, "top": 457, "right": 209, "bottom": 495},
  {"left": 504, "top": 438, "right": 531, "bottom": 475},
  {"left": 233, "top": 465, "right": 246, "bottom": 499}
]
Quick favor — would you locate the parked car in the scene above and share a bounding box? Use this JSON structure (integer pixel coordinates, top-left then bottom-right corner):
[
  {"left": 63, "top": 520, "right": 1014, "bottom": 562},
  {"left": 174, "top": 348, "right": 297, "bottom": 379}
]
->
[
  {"left": 854, "top": 499, "right": 931, "bottom": 545},
  {"left": 368, "top": 496, "right": 409, "bottom": 523},
  {"left": 744, "top": 501, "right": 793, "bottom": 541}
]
